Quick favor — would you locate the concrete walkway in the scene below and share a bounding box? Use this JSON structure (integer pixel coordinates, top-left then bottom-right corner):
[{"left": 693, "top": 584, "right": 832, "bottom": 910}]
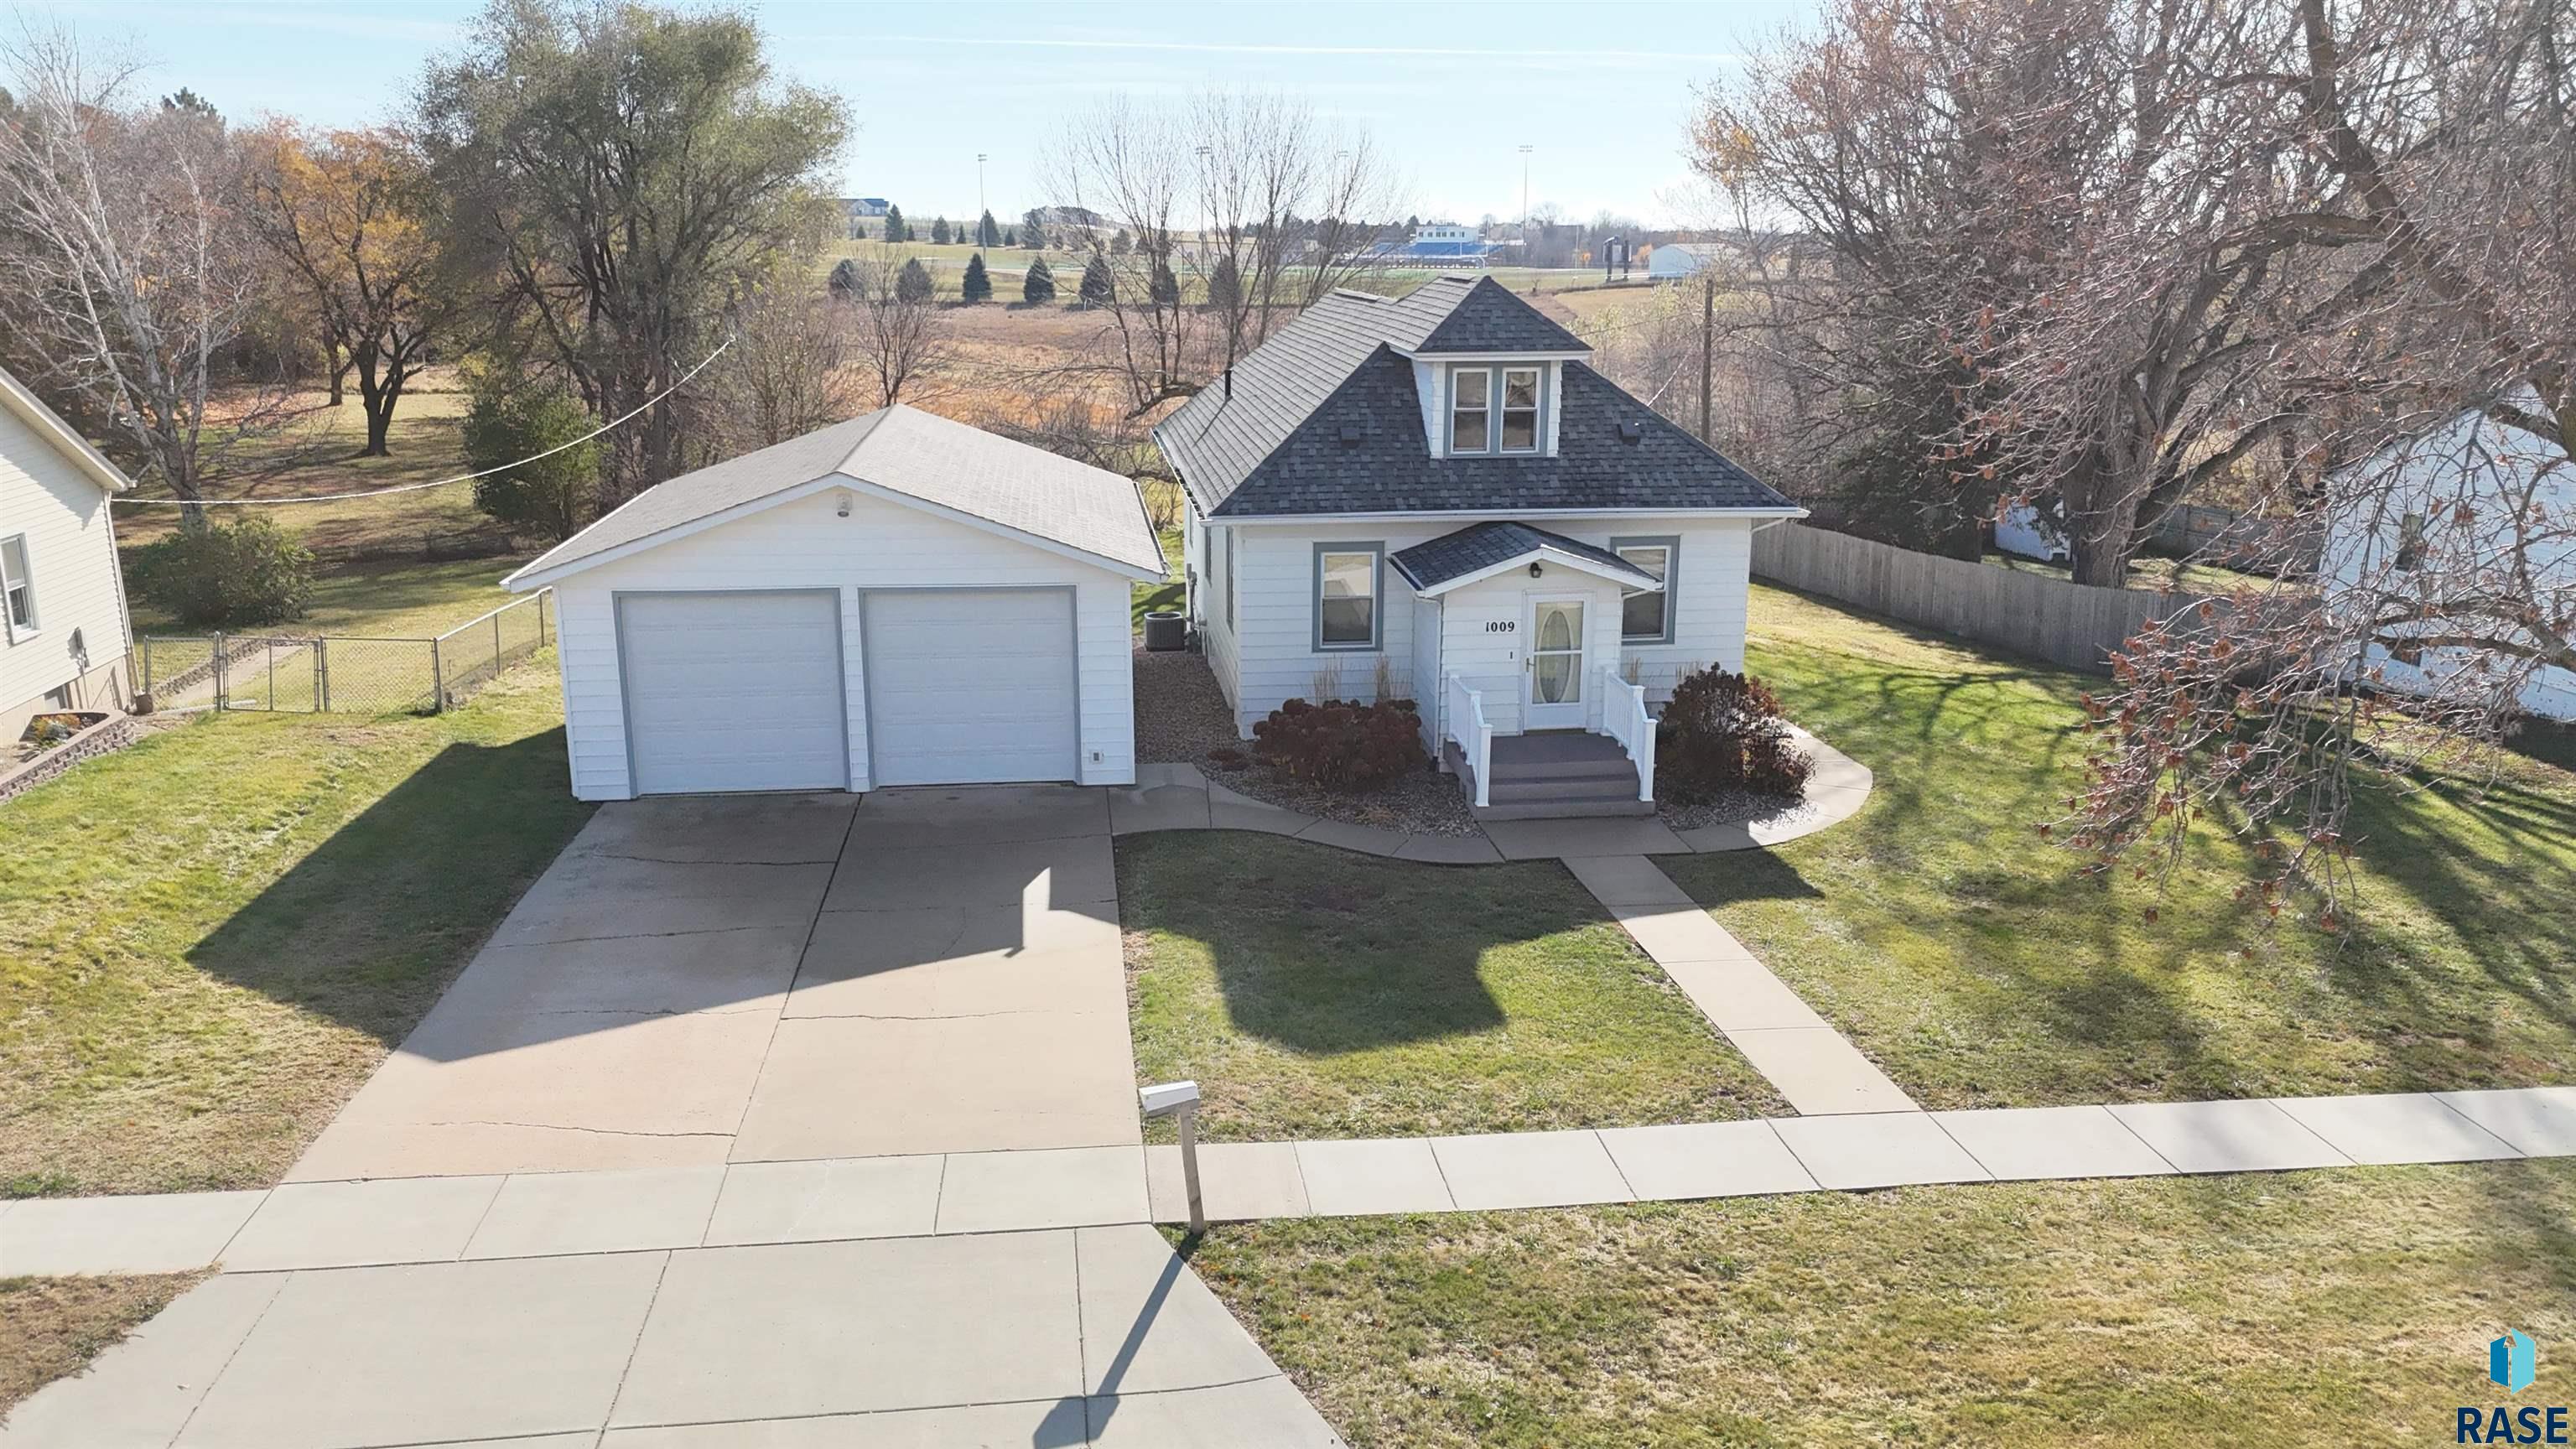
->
[
  {"left": 8, "top": 1089, "right": 2570, "bottom": 1281},
  {"left": 1108, "top": 722, "right": 1874, "bottom": 862},
  {"left": 1561, "top": 854, "right": 1918, "bottom": 1114}
]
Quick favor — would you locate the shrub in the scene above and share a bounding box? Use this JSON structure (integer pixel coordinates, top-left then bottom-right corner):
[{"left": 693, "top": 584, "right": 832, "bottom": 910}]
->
[
  {"left": 465, "top": 382, "right": 597, "bottom": 542},
  {"left": 1251, "top": 697, "right": 1425, "bottom": 792},
  {"left": 1654, "top": 665, "right": 1811, "bottom": 800},
  {"left": 130, "top": 517, "right": 315, "bottom": 628},
  {"left": 896, "top": 257, "right": 934, "bottom": 304}
]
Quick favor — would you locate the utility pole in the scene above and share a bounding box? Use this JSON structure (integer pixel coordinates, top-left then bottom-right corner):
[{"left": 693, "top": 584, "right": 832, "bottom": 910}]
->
[
  {"left": 1518, "top": 144, "right": 1532, "bottom": 262},
  {"left": 1699, "top": 272, "right": 1716, "bottom": 444}
]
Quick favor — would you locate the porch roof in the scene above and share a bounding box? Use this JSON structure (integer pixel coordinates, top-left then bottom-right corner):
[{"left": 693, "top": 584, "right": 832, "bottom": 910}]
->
[{"left": 1389, "top": 520, "right": 1663, "bottom": 597}]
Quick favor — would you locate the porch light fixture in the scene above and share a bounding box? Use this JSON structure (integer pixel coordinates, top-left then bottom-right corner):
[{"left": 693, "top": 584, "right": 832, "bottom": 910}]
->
[
  {"left": 1528, "top": 561, "right": 1543, "bottom": 578},
  {"left": 835, "top": 489, "right": 853, "bottom": 518}
]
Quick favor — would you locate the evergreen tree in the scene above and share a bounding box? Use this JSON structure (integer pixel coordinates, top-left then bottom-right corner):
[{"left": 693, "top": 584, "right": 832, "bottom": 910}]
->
[
  {"left": 1001, "top": 226, "right": 1015, "bottom": 247},
  {"left": 1078, "top": 253, "right": 1114, "bottom": 308},
  {"left": 828, "top": 257, "right": 861, "bottom": 299},
  {"left": 1110, "top": 228, "right": 1131, "bottom": 255},
  {"left": 976, "top": 209, "right": 999, "bottom": 247},
  {"left": 1021, "top": 208, "right": 1047, "bottom": 249},
  {"left": 896, "top": 257, "right": 934, "bottom": 304},
  {"left": 961, "top": 252, "right": 992, "bottom": 303},
  {"left": 1021, "top": 256, "right": 1056, "bottom": 304},
  {"left": 1208, "top": 253, "right": 1242, "bottom": 314},
  {"left": 930, "top": 216, "right": 951, "bottom": 245},
  {"left": 880, "top": 204, "right": 908, "bottom": 243},
  {"left": 1150, "top": 259, "right": 1180, "bottom": 305}
]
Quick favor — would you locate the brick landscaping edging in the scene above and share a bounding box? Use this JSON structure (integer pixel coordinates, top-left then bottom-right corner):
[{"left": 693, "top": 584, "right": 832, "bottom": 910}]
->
[{"left": 0, "top": 713, "right": 145, "bottom": 806}]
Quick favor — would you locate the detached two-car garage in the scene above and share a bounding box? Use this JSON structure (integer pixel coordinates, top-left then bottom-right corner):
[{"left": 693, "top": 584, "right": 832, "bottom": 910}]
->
[{"left": 506, "top": 406, "right": 1163, "bottom": 802}]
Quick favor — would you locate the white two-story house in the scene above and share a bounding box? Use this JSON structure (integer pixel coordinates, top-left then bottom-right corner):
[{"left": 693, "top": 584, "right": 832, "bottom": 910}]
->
[{"left": 1154, "top": 275, "right": 1804, "bottom": 817}]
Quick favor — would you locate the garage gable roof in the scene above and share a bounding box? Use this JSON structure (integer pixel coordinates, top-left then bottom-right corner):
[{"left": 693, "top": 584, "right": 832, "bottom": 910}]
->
[{"left": 506, "top": 405, "right": 1166, "bottom": 589}]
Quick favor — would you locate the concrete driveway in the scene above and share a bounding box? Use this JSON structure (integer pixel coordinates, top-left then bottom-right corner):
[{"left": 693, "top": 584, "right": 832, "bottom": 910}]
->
[{"left": 291, "top": 785, "right": 1142, "bottom": 1181}]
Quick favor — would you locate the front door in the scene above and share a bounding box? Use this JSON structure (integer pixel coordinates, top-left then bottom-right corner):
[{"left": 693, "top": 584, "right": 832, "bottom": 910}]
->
[{"left": 1524, "top": 595, "right": 1588, "bottom": 730}]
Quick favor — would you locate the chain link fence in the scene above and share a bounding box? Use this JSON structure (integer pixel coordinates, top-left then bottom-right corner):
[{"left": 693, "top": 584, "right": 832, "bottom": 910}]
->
[{"left": 136, "top": 590, "right": 553, "bottom": 716}]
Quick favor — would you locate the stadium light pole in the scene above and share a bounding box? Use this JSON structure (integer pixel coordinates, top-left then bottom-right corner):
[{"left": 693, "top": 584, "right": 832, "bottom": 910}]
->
[
  {"left": 976, "top": 153, "right": 989, "bottom": 241},
  {"left": 1519, "top": 144, "right": 1533, "bottom": 260}
]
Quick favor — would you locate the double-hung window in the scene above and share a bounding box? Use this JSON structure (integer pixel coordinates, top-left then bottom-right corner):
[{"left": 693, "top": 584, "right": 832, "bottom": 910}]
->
[
  {"left": 1612, "top": 535, "right": 1677, "bottom": 644},
  {"left": 1499, "top": 367, "right": 1540, "bottom": 452},
  {"left": 1449, "top": 368, "right": 1490, "bottom": 453},
  {"left": 0, "top": 534, "right": 34, "bottom": 640},
  {"left": 1314, "top": 543, "right": 1383, "bottom": 651}
]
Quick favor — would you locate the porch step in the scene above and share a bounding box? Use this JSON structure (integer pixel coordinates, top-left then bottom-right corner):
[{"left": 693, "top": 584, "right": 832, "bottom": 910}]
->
[
  {"left": 1472, "top": 795, "right": 1658, "bottom": 821},
  {"left": 1444, "top": 736, "right": 1656, "bottom": 821}
]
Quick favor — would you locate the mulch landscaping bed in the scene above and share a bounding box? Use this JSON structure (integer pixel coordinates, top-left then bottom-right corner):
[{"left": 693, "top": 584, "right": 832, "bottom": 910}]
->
[{"left": 1134, "top": 647, "right": 1483, "bottom": 837}]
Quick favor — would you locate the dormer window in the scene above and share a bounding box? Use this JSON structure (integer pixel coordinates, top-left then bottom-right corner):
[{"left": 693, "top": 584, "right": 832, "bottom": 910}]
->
[
  {"left": 1450, "top": 367, "right": 1490, "bottom": 452},
  {"left": 1500, "top": 367, "right": 1540, "bottom": 452},
  {"left": 1446, "top": 364, "right": 1546, "bottom": 456}
]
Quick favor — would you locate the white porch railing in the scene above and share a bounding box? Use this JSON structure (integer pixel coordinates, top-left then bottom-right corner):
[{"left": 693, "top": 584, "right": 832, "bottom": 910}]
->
[
  {"left": 1600, "top": 666, "right": 1657, "bottom": 802},
  {"left": 1444, "top": 673, "right": 1496, "bottom": 808}
]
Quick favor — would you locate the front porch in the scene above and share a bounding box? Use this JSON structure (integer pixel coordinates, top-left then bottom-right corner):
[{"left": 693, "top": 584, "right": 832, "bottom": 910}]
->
[{"left": 1390, "top": 522, "right": 1666, "bottom": 822}]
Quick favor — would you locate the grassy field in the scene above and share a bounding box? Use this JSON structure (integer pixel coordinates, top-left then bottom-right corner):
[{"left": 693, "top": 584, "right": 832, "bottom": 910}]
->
[
  {"left": 1185, "top": 1158, "right": 2576, "bottom": 1447},
  {"left": 1117, "top": 834, "right": 1787, "bottom": 1142},
  {"left": 115, "top": 386, "right": 489, "bottom": 554},
  {"left": 0, "top": 659, "right": 592, "bottom": 1197},
  {"left": 0, "top": 1270, "right": 210, "bottom": 1415},
  {"left": 1655, "top": 584, "right": 2576, "bottom": 1109}
]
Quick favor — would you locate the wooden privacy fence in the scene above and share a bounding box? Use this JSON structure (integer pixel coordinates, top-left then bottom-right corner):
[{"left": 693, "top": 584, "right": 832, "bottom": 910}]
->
[{"left": 1750, "top": 522, "right": 2212, "bottom": 674}]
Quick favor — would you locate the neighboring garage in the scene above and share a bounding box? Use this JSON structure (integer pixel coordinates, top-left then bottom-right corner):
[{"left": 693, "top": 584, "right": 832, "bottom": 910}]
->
[{"left": 504, "top": 405, "right": 1165, "bottom": 801}]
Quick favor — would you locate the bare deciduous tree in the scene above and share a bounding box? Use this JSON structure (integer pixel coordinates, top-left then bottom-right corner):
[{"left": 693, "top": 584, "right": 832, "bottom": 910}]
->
[
  {"left": 1047, "top": 91, "right": 1405, "bottom": 416},
  {"left": 702, "top": 260, "right": 865, "bottom": 452},
  {"left": 834, "top": 252, "right": 948, "bottom": 409},
  {"left": 0, "top": 29, "right": 278, "bottom": 516}
]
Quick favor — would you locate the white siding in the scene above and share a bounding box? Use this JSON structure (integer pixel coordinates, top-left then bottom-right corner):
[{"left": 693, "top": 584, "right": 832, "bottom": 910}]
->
[
  {"left": 0, "top": 403, "right": 129, "bottom": 731},
  {"left": 1216, "top": 514, "right": 1758, "bottom": 735},
  {"left": 548, "top": 489, "right": 1135, "bottom": 801}
]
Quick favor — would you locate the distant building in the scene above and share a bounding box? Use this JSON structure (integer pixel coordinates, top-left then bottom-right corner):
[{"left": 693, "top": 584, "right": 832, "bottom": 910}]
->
[
  {"left": 1648, "top": 242, "right": 1718, "bottom": 280},
  {"left": 1031, "top": 205, "right": 1105, "bottom": 231},
  {"left": 1368, "top": 221, "right": 1502, "bottom": 268},
  {"left": 840, "top": 198, "right": 892, "bottom": 241}
]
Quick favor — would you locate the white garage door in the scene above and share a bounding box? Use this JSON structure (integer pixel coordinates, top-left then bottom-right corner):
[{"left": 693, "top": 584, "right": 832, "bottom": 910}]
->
[
  {"left": 618, "top": 591, "right": 847, "bottom": 795},
  {"left": 864, "top": 589, "right": 1079, "bottom": 786}
]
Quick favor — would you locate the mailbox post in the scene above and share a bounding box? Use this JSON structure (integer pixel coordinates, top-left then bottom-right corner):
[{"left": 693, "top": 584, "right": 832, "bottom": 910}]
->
[{"left": 1140, "top": 1080, "right": 1205, "bottom": 1233}]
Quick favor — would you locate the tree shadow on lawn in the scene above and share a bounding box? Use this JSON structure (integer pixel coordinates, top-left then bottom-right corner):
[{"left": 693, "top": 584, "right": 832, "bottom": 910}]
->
[{"left": 184, "top": 728, "right": 595, "bottom": 1048}]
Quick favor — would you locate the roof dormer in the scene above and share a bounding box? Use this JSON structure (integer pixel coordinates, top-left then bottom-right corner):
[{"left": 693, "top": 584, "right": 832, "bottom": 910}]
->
[{"left": 1394, "top": 276, "right": 1590, "bottom": 462}]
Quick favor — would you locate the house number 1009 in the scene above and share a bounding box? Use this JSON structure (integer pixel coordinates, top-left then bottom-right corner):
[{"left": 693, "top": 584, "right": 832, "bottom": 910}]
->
[{"left": 1484, "top": 621, "right": 1516, "bottom": 633}]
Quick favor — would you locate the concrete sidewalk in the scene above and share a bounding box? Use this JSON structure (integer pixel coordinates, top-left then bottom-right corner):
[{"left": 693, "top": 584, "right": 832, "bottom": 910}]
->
[{"left": 0, "top": 1224, "right": 1343, "bottom": 1449}]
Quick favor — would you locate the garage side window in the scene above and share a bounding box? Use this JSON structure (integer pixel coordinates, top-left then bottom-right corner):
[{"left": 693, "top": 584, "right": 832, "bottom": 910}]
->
[
  {"left": 1313, "top": 543, "right": 1383, "bottom": 652},
  {"left": 1, "top": 534, "right": 34, "bottom": 638}
]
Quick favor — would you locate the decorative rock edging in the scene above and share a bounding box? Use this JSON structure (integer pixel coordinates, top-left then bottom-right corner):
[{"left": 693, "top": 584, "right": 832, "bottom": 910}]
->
[
  {"left": 1109, "top": 722, "right": 1874, "bottom": 863},
  {"left": 0, "top": 712, "right": 147, "bottom": 806}
]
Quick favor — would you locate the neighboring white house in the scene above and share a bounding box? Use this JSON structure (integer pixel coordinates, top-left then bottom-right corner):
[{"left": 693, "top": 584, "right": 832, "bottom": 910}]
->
[
  {"left": 1154, "top": 275, "right": 1805, "bottom": 817},
  {"left": 2321, "top": 404, "right": 2576, "bottom": 721},
  {"left": 504, "top": 405, "right": 1165, "bottom": 800},
  {"left": 0, "top": 364, "right": 135, "bottom": 740}
]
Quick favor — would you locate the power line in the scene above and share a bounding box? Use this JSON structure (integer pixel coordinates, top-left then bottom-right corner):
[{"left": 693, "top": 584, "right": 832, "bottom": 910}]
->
[{"left": 112, "top": 336, "right": 736, "bottom": 508}]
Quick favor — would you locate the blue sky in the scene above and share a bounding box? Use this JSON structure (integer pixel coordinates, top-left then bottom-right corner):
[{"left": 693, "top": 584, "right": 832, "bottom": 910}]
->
[{"left": 38, "top": 0, "right": 1813, "bottom": 226}]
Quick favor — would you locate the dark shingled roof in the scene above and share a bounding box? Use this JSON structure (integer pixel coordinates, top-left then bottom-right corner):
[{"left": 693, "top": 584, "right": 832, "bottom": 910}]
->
[
  {"left": 1412, "top": 275, "right": 1592, "bottom": 355},
  {"left": 1390, "top": 521, "right": 1662, "bottom": 592},
  {"left": 1155, "top": 275, "right": 1794, "bottom": 519}
]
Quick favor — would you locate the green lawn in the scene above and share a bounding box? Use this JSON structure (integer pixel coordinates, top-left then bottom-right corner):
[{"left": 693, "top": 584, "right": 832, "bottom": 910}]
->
[
  {"left": 1186, "top": 1158, "right": 2576, "bottom": 1447},
  {"left": 0, "top": 658, "right": 592, "bottom": 1196},
  {"left": 1655, "top": 584, "right": 2576, "bottom": 1109},
  {"left": 127, "top": 554, "right": 528, "bottom": 640},
  {"left": 1982, "top": 548, "right": 2288, "bottom": 595},
  {"left": 1117, "top": 834, "right": 1786, "bottom": 1141}
]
